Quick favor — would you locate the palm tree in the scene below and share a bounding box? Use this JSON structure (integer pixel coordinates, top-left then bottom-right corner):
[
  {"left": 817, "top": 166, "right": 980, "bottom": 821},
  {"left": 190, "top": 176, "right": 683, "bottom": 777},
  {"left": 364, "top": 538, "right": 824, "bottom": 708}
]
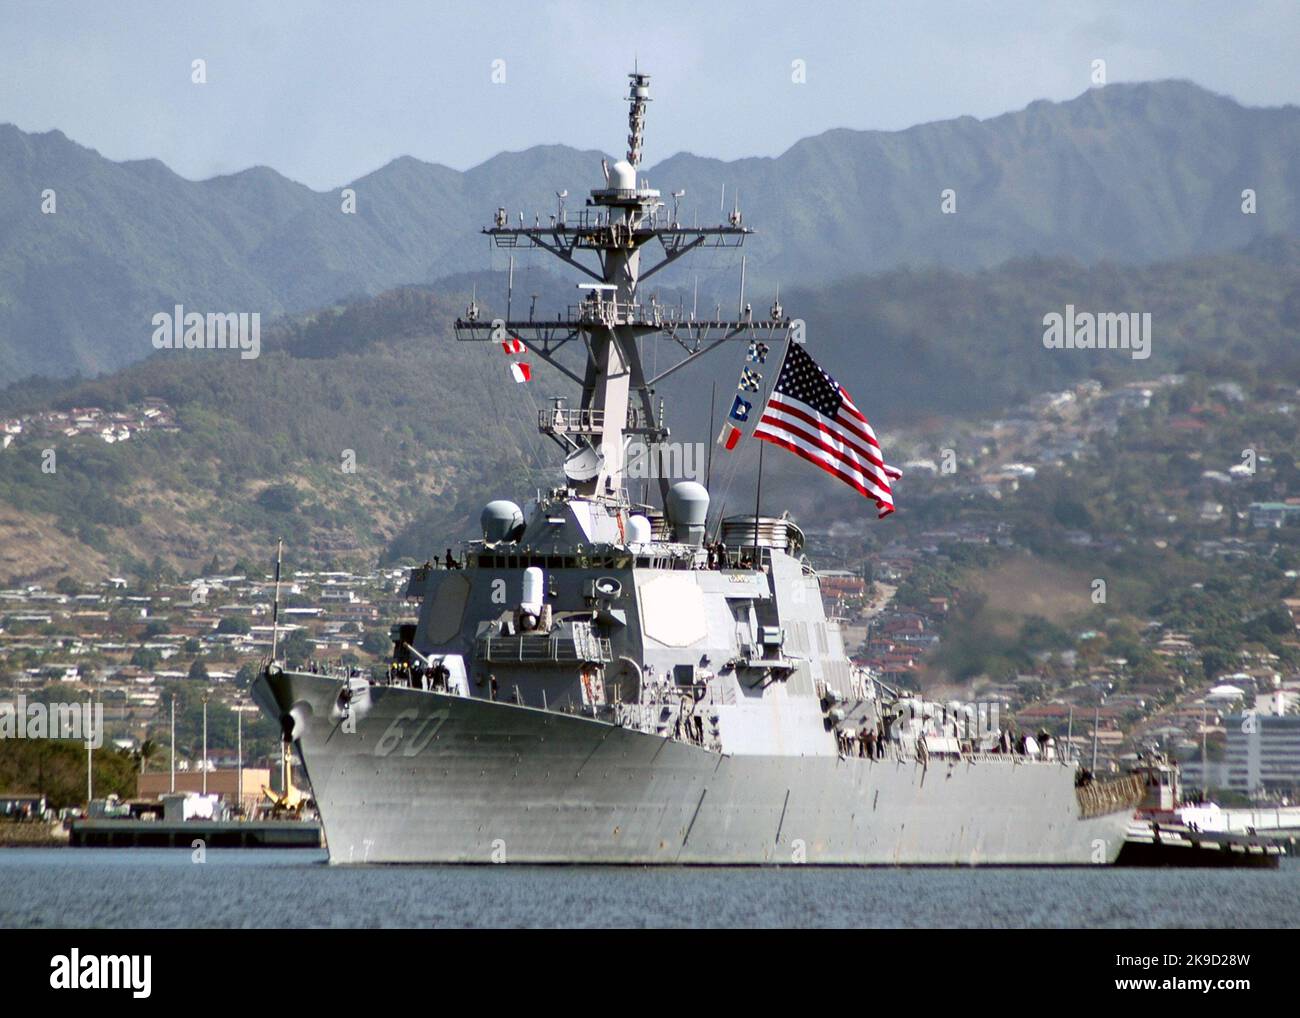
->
[{"left": 137, "top": 738, "right": 158, "bottom": 774}]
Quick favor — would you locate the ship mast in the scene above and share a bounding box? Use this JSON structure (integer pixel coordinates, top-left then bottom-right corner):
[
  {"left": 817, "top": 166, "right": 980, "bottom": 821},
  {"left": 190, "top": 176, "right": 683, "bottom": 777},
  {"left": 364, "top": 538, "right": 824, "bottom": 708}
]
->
[{"left": 455, "top": 70, "right": 793, "bottom": 504}]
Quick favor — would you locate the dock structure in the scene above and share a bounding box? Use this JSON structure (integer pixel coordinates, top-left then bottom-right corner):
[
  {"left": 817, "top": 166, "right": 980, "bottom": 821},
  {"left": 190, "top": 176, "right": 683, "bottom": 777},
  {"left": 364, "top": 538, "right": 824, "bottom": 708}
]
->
[{"left": 68, "top": 819, "right": 322, "bottom": 849}]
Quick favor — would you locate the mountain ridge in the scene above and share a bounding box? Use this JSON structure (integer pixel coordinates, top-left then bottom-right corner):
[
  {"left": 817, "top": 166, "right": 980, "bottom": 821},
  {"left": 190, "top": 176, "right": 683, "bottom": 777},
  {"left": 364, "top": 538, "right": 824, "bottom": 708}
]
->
[
  {"left": 2, "top": 79, "right": 1298, "bottom": 385},
  {"left": 4, "top": 79, "right": 1270, "bottom": 190}
]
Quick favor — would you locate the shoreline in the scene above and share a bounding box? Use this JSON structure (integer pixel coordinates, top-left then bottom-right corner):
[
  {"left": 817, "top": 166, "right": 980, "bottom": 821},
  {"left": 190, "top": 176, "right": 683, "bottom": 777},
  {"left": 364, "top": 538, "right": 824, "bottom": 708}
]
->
[{"left": 0, "top": 821, "right": 69, "bottom": 848}]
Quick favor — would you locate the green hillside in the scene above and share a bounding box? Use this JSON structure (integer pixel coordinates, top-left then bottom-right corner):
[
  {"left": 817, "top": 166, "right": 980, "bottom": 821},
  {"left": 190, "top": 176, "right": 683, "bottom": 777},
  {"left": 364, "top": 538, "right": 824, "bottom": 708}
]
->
[{"left": 0, "top": 237, "right": 1296, "bottom": 585}]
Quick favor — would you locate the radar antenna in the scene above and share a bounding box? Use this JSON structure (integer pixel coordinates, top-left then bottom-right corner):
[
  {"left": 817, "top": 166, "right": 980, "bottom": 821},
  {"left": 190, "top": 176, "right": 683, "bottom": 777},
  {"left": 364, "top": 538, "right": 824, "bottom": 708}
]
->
[{"left": 454, "top": 70, "right": 796, "bottom": 503}]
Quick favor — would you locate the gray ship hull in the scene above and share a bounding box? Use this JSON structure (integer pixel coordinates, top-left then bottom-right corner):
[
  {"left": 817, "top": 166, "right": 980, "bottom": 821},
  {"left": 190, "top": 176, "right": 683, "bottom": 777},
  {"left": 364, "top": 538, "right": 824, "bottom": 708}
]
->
[{"left": 255, "top": 668, "right": 1135, "bottom": 866}]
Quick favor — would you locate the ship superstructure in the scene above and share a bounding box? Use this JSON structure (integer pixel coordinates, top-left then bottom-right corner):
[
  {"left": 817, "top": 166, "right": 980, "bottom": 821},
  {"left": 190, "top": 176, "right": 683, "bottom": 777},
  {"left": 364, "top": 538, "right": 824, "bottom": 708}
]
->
[{"left": 252, "top": 72, "right": 1141, "bottom": 865}]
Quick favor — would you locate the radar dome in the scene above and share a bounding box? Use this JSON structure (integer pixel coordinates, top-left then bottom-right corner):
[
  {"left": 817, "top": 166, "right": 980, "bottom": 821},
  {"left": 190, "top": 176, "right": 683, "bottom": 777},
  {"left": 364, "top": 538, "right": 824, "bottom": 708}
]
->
[
  {"left": 626, "top": 514, "right": 653, "bottom": 546},
  {"left": 480, "top": 500, "right": 524, "bottom": 544},
  {"left": 521, "top": 566, "right": 544, "bottom": 613},
  {"left": 666, "top": 481, "right": 709, "bottom": 546},
  {"left": 610, "top": 159, "right": 636, "bottom": 190}
]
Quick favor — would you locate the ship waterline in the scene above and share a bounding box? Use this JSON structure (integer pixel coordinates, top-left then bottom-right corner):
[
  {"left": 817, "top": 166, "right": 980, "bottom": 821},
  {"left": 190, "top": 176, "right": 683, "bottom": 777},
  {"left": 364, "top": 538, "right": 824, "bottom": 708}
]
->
[{"left": 254, "top": 669, "right": 1134, "bottom": 866}]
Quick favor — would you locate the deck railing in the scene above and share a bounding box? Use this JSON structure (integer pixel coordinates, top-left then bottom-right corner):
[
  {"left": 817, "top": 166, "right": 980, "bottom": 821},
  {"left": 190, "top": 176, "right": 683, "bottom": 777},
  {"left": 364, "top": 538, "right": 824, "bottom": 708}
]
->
[
  {"left": 475, "top": 633, "right": 613, "bottom": 665},
  {"left": 538, "top": 404, "right": 656, "bottom": 436}
]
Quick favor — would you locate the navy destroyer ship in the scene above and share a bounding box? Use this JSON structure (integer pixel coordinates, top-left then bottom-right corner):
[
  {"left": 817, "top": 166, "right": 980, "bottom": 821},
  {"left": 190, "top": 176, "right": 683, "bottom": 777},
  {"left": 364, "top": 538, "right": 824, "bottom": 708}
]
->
[{"left": 253, "top": 71, "right": 1141, "bottom": 864}]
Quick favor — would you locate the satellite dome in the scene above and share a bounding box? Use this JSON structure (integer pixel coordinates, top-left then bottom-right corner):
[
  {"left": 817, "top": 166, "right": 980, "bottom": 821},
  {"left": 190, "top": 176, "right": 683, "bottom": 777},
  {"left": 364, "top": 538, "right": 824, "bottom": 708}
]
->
[{"left": 480, "top": 500, "right": 524, "bottom": 544}]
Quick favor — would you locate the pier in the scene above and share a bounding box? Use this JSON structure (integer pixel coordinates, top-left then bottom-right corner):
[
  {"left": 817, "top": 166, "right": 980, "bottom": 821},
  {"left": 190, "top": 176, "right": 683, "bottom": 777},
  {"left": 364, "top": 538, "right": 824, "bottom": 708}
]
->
[{"left": 68, "top": 819, "right": 322, "bottom": 849}]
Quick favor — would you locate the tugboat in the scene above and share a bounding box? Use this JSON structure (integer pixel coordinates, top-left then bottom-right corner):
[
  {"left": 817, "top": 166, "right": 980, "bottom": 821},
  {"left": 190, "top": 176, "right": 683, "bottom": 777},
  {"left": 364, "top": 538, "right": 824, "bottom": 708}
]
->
[
  {"left": 1118, "top": 750, "right": 1285, "bottom": 868},
  {"left": 252, "top": 70, "right": 1141, "bottom": 865}
]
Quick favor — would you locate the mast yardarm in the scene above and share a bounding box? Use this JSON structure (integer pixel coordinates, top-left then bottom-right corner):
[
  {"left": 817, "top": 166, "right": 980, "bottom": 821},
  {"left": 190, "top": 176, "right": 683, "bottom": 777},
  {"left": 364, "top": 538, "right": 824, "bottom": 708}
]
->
[{"left": 454, "top": 70, "right": 793, "bottom": 503}]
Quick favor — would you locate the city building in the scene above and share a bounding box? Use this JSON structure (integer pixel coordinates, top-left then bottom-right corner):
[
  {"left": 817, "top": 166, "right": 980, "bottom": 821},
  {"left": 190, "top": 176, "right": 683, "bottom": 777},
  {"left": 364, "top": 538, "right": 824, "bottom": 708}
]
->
[
  {"left": 138, "top": 768, "right": 271, "bottom": 816},
  {"left": 1248, "top": 502, "right": 1300, "bottom": 529},
  {"left": 1185, "top": 714, "right": 1300, "bottom": 796}
]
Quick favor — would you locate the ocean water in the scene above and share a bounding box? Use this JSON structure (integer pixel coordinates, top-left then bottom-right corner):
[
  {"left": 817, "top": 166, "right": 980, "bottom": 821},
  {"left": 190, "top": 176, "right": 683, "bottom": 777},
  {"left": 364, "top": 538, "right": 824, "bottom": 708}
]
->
[{"left": 0, "top": 849, "right": 1296, "bottom": 928}]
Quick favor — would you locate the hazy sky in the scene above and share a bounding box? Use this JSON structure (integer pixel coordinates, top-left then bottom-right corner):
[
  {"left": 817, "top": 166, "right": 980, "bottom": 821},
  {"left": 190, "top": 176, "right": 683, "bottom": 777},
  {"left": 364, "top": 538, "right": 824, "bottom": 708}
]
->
[{"left": 2, "top": 1, "right": 1298, "bottom": 190}]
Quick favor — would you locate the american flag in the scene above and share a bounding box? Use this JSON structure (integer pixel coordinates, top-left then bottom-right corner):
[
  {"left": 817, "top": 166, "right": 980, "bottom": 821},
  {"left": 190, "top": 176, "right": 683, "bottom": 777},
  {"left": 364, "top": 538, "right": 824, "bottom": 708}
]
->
[{"left": 752, "top": 342, "right": 901, "bottom": 517}]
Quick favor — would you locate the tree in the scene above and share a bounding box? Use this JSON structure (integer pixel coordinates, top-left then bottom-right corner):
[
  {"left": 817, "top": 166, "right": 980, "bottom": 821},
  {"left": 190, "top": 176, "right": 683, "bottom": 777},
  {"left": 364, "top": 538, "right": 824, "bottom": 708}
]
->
[
  {"left": 0, "top": 739, "right": 136, "bottom": 809},
  {"left": 1051, "top": 494, "right": 1092, "bottom": 530},
  {"left": 281, "top": 630, "right": 312, "bottom": 665},
  {"left": 257, "top": 484, "right": 301, "bottom": 513},
  {"left": 1201, "top": 648, "right": 1237, "bottom": 682},
  {"left": 361, "top": 630, "right": 389, "bottom": 656},
  {"left": 136, "top": 739, "right": 158, "bottom": 774},
  {"left": 44, "top": 682, "right": 79, "bottom": 703},
  {"left": 188, "top": 658, "right": 209, "bottom": 682},
  {"left": 1018, "top": 615, "right": 1072, "bottom": 653},
  {"left": 216, "top": 616, "right": 251, "bottom": 635}
]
